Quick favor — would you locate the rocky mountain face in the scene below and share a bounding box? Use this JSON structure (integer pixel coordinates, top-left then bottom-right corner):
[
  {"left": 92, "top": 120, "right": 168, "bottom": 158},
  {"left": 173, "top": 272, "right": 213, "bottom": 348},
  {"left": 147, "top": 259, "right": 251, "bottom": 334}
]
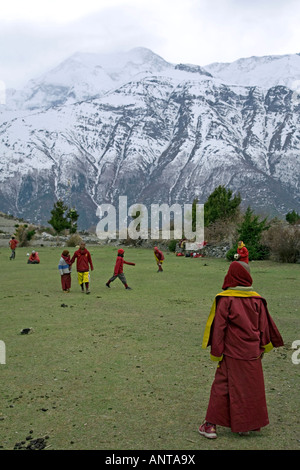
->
[{"left": 0, "top": 48, "right": 299, "bottom": 229}]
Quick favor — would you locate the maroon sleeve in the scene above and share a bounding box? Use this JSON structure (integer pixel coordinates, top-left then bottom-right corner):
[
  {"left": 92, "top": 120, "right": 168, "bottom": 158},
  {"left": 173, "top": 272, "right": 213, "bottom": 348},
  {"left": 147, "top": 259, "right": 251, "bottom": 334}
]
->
[
  {"left": 70, "top": 251, "right": 78, "bottom": 265},
  {"left": 210, "top": 297, "right": 230, "bottom": 358},
  {"left": 88, "top": 251, "right": 94, "bottom": 270},
  {"left": 259, "top": 299, "right": 284, "bottom": 348}
]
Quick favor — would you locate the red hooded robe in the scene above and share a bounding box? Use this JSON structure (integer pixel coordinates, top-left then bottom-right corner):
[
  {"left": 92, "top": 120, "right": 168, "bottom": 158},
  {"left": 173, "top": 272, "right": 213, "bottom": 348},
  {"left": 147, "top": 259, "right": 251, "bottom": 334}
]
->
[{"left": 202, "top": 261, "right": 284, "bottom": 433}]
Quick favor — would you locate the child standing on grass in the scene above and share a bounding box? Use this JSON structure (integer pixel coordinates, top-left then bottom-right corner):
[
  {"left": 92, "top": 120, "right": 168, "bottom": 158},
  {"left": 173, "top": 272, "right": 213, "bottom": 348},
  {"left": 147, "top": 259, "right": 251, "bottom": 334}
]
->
[
  {"left": 71, "top": 242, "right": 94, "bottom": 294},
  {"left": 236, "top": 240, "right": 249, "bottom": 264},
  {"left": 154, "top": 246, "right": 164, "bottom": 272},
  {"left": 199, "top": 261, "right": 284, "bottom": 439},
  {"left": 106, "top": 248, "right": 135, "bottom": 290},
  {"left": 9, "top": 236, "right": 19, "bottom": 260},
  {"left": 58, "top": 250, "right": 72, "bottom": 292}
]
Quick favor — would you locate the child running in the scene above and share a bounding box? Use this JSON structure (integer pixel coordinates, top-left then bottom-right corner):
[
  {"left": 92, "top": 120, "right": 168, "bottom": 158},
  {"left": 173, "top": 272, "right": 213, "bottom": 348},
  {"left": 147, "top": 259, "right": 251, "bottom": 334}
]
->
[
  {"left": 106, "top": 248, "right": 135, "bottom": 290},
  {"left": 70, "top": 242, "right": 94, "bottom": 294}
]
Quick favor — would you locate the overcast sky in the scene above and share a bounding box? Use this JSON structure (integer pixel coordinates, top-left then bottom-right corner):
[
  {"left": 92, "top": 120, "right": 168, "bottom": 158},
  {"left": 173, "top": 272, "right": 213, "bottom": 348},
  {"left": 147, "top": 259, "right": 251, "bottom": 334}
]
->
[{"left": 1, "top": 0, "right": 300, "bottom": 89}]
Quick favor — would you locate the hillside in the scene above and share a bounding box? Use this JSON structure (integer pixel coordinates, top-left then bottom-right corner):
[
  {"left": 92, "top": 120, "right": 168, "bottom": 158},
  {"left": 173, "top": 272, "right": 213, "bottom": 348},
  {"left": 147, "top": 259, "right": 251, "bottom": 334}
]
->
[{"left": 0, "top": 48, "right": 299, "bottom": 229}]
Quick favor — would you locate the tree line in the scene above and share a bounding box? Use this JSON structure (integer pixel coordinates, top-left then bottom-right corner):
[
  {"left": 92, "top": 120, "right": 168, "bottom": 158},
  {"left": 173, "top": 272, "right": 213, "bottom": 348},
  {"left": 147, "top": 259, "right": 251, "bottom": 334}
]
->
[
  {"left": 193, "top": 185, "right": 299, "bottom": 263},
  {"left": 46, "top": 188, "right": 299, "bottom": 263}
]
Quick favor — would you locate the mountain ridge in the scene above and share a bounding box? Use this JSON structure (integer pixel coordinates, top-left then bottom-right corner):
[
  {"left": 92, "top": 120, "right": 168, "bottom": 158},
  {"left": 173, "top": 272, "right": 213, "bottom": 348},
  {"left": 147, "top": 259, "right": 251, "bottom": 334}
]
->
[{"left": 0, "top": 48, "right": 299, "bottom": 229}]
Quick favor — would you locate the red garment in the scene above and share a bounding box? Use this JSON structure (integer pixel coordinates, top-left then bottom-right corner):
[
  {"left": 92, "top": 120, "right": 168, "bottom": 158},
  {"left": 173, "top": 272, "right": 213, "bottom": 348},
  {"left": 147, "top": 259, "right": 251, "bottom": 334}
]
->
[
  {"left": 202, "top": 260, "right": 284, "bottom": 433},
  {"left": 205, "top": 356, "right": 269, "bottom": 433},
  {"left": 237, "top": 245, "right": 249, "bottom": 263},
  {"left": 209, "top": 295, "right": 284, "bottom": 360},
  {"left": 154, "top": 248, "right": 164, "bottom": 261},
  {"left": 62, "top": 254, "right": 71, "bottom": 266},
  {"left": 9, "top": 239, "right": 19, "bottom": 249},
  {"left": 222, "top": 261, "right": 252, "bottom": 289},
  {"left": 61, "top": 273, "right": 71, "bottom": 291},
  {"left": 28, "top": 252, "right": 40, "bottom": 263},
  {"left": 114, "top": 255, "right": 135, "bottom": 275},
  {"left": 71, "top": 248, "right": 93, "bottom": 272}
]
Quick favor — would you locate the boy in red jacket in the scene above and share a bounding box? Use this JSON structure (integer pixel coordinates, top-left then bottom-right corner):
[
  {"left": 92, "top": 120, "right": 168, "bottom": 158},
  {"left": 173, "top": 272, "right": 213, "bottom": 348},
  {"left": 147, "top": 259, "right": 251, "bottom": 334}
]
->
[
  {"left": 9, "top": 236, "right": 19, "bottom": 260},
  {"left": 106, "top": 248, "right": 135, "bottom": 290},
  {"left": 71, "top": 242, "right": 94, "bottom": 294}
]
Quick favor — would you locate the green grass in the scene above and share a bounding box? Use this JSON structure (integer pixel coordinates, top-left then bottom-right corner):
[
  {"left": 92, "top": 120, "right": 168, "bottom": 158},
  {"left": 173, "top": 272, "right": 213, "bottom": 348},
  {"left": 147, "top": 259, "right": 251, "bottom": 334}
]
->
[{"left": 0, "top": 245, "right": 299, "bottom": 450}]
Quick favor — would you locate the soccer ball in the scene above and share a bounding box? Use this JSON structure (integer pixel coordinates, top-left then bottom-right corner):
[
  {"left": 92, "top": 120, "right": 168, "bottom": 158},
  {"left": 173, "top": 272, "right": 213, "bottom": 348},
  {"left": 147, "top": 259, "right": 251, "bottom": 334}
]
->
[{"left": 234, "top": 253, "right": 239, "bottom": 260}]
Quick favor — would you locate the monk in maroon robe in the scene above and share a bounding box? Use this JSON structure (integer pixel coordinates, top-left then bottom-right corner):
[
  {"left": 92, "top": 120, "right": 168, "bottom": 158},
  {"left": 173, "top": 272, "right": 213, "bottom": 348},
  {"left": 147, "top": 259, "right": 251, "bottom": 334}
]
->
[{"left": 199, "top": 261, "right": 284, "bottom": 439}]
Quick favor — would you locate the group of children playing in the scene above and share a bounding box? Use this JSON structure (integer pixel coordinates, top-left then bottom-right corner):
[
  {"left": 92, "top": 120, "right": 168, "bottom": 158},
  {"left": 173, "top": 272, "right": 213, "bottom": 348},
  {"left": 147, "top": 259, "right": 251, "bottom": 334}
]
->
[
  {"left": 60, "top": 239, "right": 284, "bottom": 440},
  {"left": 11, "top": 234, "right": 284, "bottom": 440},
  {"left": 9, "top": 237, "right": 41, "bottom": 264},
  {"left": 59, "top": 240, "right": 247, "bottom": 294},
  {"left": 58, "top": 242, "right": 165, "bottom": 294}
]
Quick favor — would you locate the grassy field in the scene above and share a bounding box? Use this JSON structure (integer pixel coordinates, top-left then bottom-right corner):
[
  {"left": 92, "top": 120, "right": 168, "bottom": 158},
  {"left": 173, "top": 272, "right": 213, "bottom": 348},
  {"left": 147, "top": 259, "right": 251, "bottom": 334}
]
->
[{"left": 0, "top": 244, "right": 299, "bottom": 451}]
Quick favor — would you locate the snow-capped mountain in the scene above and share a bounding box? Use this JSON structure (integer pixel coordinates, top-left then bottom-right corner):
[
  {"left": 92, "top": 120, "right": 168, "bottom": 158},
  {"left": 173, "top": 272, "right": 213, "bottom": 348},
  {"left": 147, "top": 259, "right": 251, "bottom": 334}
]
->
[
  {"left": 4, "top": 48, "right": 201, "bottom": 111},
  {"left": 0, "top": 48, "right": 299, "bottom": 229},
  {"left": 205, "top": 53, "right": 300, "bottom": 89}
]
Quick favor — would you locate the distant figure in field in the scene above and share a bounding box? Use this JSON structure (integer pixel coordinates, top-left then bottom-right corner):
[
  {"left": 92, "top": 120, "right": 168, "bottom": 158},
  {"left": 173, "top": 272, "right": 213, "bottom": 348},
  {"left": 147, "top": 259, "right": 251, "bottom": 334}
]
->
[
  {"left": 199, "top": 261, "right": 284, "bottom": 440},
  {"left": 154, "top": 246, "right": 164, "bottom": 272},
  {"left": 9, "top": 236, "right": 19, "bottom": 260},
  {"left": 234, "top": 240, "right": 249, "bottom": 264},
  {"left": 27, "top": 251, "right": 40, "bottom": 264},
  {"left": 106, "top": 248, "right": 135, "bottom": 290},
  {"left": 58, "top": 249, "right": 72, "bottom": 292},
  {"left": 70, "top": 242, "right": 94, "bottom": 294}
]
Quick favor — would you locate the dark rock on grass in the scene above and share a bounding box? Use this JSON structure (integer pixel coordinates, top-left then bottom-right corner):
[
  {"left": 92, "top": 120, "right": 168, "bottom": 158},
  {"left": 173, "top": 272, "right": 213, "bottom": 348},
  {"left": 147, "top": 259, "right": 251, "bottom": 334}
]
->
[
  {"left": 20, "top": 328, "right": 33, "bottom": 335},
  {"left": 14, "top": 434, "right": 49, "bottom": 450}
]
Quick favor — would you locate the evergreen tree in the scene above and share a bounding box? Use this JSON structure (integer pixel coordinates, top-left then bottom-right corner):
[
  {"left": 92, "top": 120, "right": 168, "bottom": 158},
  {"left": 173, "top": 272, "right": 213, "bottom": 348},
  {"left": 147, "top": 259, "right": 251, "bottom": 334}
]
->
[
  {"left": 286, "top": 210, "right": 300, "bottom": 225},
  {"left": 238, "top": 207, "right": 269, "bottom": 246},
  {"left": 48, "top": 200, "right": 79, "bottom": 234},
  {"left": 204, "top": 185, "right": 241, "bottom": 227},
  {"left": 227, "top": 207, "right": 270, "bottom": 261},
  {"left": 67, "top": 207, "right": 79, "bottom": 234}
]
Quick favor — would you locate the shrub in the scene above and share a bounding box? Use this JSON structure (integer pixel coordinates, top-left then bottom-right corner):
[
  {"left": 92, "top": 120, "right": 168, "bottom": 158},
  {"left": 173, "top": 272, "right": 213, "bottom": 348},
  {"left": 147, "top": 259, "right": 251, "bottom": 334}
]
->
[
  {"left": 66, "top": 233, "right": 83, "bottom": 247},
  {"left": 14, "top": 224, "right": 36, "bottom": 247},
  {"left": 226, "top": 242, "right": 270, "bottom": 262},
  {"left": 205, "top": 215, "right": 241, "bottom": 246},
  {"left": 168, "top": 239, "right": 178, "bottom": 252},
  {"left": 286, "top": 210, "right": 300, "bottom": 225},
  {"left": 262, "top": 223, "right": 300, "bottom": 263},
  {"left": 226, "top": 246, "right": 236, "bottom": 261}
]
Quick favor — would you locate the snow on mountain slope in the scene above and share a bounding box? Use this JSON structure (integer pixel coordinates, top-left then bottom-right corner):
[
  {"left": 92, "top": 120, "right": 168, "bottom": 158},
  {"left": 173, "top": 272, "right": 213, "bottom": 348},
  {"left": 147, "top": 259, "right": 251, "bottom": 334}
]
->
[
  {"left": 0, "top": 48, "right": 300, "bottom": 229},
  {"left": 2, "top": 48, "right": 176, "bottom": 112},
  {"left": 1, "top": 48, "right": 213, "bottom": 114},
  {"left": 205, "top": 53, "right": 300, "bottom": 89}
]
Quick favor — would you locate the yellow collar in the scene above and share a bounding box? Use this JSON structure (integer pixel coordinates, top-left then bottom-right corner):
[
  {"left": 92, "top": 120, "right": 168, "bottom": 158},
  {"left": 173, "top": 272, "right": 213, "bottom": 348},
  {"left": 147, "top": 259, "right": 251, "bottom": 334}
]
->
[{"left": 202, "top": 289, "right": 261, "bottom": 349}]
